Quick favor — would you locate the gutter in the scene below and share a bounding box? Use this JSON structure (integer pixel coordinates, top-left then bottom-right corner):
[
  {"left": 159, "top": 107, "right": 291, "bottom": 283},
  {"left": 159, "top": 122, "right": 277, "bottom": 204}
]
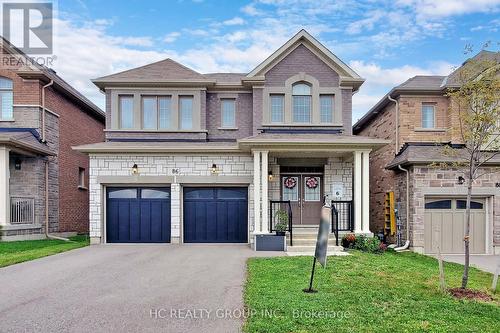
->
[
  {"left": 41, "top": 80, "right": 54, "bottom": 143},
  {"left": 387, "top": 95, "right": 399, "bottom": 152}
]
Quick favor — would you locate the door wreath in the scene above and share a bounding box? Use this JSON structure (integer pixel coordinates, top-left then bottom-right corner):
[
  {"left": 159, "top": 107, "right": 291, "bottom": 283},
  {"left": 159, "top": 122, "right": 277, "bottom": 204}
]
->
[
  {"left": 306, "top": 177, "right": 319, "bottom": 189},
  {"left": 283, "top": 177, "right": 297, "bottom": 189}
]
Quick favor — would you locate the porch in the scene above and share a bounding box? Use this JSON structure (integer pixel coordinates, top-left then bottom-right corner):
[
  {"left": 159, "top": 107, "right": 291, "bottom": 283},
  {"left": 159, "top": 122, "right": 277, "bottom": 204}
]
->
[
  {"left": 0, "top": 130, "right": 54, "bottom": 239},
  {"left": 239, "top": 133, "right": 387, "bottom": 250}
]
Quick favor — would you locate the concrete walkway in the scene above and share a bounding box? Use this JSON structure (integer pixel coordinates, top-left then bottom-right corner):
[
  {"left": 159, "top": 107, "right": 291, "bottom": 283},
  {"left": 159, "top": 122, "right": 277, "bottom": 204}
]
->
[
  {"left": 441, "top": 254, "right": 500, "bottom": 274},
  {"left": 0, "top": 244, "right": 281, "bottom": 333}
]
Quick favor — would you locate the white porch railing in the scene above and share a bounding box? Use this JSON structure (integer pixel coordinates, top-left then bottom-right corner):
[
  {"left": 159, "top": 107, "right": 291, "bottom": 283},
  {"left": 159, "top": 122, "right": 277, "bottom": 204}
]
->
[{"left": 10, "top": 196, "right": 35, "bottom": 224}]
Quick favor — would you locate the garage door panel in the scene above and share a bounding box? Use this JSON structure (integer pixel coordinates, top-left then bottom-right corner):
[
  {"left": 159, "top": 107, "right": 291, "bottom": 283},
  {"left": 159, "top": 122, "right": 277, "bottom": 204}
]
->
[
  {"left": 424, "top": 198, "right": 485, "bottom": 254},
  {"left": 106, "top": 187, "right": 170, "bottom": 243},
  {"left": 216, "top": 202, "right": 228, "bottom": 241},
  {"left": 184, "top": 187, "right": 248, "bottom": 243}
]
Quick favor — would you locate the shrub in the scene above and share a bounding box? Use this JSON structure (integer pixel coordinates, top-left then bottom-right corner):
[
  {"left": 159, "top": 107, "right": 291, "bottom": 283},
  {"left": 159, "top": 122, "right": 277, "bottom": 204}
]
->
[
  {"left": 349, "top": 235, "right": 386, "bottom": 254},
  {"left": 341, "top": 233, "right": 356, "bottom": 248}
]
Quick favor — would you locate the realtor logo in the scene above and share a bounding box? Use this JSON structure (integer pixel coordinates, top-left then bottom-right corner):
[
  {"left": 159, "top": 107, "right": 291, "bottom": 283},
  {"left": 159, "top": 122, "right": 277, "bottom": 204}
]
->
[{"left": 2, "top": 2, "right": 53, "bottom": 54}]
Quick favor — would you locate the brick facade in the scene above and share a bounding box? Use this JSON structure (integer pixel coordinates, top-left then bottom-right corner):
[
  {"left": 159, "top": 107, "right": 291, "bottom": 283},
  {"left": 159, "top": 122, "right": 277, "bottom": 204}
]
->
[
  {"left": 1, "top": 60, "right": 104, "bottom": 238},
  {"left": 356, "top": 92, "right": 500, "bottom": 253}
]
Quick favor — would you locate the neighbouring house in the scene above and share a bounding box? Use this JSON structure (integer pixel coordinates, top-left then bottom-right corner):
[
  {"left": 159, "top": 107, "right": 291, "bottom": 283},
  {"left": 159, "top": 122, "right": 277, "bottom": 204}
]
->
[
  {"left": 0, "top": 38, "right": 105, "bottom": 240},
  {"left": 353, "top": 50, "right": 500, "bottom": 255},
  {"left": 74, "top": 30, "right": 388, "bottom": 250}
]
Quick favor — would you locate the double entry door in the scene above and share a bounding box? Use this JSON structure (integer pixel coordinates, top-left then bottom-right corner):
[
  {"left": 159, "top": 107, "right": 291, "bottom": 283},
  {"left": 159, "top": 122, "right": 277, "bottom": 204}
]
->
[{"left": 281, "top": 174, "right": 323, "bottom": 225}]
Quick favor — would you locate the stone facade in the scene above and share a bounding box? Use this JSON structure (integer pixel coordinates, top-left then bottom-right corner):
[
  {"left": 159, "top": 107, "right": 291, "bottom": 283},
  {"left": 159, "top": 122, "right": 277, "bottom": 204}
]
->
[
  {"left": 88, "top": 153, "right": 256, "bottom": 242},
  {"left": 87, "top": 153, "right": 355, "bottom": 244}
]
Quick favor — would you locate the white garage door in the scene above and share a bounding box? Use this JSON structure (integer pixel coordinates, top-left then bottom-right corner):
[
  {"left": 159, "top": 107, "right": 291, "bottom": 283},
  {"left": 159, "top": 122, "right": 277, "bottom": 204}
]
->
[{"left": 424, "top": 198, "right": 486, "bottom": 254}]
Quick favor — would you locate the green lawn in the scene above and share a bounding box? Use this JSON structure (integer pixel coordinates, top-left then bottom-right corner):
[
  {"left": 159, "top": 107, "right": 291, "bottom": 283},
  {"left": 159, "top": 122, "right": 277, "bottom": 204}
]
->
[
  {"left": 0, "top": 235, "right": 89, "bottom": 268},
  {"left": 244, "top": 251, "right": 499, "bottom": 333}
]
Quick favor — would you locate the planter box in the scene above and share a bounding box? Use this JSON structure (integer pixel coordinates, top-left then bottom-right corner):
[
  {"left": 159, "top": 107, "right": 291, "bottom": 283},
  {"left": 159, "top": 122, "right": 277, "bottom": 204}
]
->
[{"left": 255, "top": 234, "right": 286, "bottom": 251}]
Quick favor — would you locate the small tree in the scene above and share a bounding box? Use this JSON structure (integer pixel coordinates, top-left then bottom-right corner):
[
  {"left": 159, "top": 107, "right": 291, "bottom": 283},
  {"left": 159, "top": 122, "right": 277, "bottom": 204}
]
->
[{"left": 443, "top": 46, "right": 500, "bottom": 289}]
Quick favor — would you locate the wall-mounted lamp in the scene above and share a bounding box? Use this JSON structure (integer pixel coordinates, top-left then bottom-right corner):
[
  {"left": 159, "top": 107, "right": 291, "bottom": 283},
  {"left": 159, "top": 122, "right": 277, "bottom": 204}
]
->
[
  {"left": 211, "top": 163, "right": 219, "bottom": 174},
  {"left": 268, "top": 171, "right": 274, "bottom": 181},
  {"left": 14, "top": 158, "right": 22, "bottom": 170},
  {"left": 132, "top": 164, "right": 139, "bottom": 175},
  {"left": 457, "top": 176, "right": 465, "bottom": 185}
]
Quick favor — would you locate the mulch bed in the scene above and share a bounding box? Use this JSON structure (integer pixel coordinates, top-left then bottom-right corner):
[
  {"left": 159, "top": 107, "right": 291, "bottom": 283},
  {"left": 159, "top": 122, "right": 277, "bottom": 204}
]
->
[{"left": 448, "top": 287, "right": 493, "bottom": 301}]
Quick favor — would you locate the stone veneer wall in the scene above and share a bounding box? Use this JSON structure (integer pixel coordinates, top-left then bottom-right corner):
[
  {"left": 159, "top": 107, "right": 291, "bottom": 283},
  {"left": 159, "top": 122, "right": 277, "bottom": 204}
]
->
[
  {"left": 89, "top": 153, "right": 255, "bottom": 242},
  {"left": 408, "top": 165, "right": 500, "bottom": 253}
]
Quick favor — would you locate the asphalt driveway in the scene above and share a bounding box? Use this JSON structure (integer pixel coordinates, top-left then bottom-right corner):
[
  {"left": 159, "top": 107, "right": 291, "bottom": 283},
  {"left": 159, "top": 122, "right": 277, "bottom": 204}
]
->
[{"left": 0, "top": 244, "right": 281, "bottom": 333}]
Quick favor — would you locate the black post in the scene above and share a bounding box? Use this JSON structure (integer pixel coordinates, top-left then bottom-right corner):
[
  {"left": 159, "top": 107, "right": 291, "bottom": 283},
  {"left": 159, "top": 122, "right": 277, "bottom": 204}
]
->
[
  {"left": 335, "top": 207, "right": 339, "bottom": 246},
  {"left": 303, "top": 257, "right": 318, "bottom": 293},
  {"left": 269, "top": 202, "right": 272, "bottom": 233}
]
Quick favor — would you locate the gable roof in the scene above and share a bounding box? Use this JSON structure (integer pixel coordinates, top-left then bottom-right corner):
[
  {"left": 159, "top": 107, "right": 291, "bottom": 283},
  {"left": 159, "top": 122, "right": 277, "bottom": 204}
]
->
[
  {"left": 353, "top": 50, "right": 500, "bottom": 134},
  {"left": 0, "top": 37, "right": 104, "bottom": 121},
  {"left": 245, "top": 29, "right": 364, "bottom": 90},
  {"left": 93, "top": 58, "right": 213, "bottom": 88}
]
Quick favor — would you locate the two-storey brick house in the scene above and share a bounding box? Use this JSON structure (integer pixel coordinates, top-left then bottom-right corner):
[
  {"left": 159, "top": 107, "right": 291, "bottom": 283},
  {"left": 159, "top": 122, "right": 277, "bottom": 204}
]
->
[
  {"left": 0, "top": 38, "right": 105, "bottom": 240},
  {"left": 354, "top": 51, "right": 500, "bottom": 255},
  {"left": 75, "top": 30, "right": 387, "bottom": 249}
]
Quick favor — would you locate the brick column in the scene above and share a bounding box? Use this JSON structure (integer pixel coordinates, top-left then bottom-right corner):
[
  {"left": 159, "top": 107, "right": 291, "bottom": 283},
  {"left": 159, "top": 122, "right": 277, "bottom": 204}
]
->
[{"left": 0, "top": 147, "right": 10, "bottom": 226}]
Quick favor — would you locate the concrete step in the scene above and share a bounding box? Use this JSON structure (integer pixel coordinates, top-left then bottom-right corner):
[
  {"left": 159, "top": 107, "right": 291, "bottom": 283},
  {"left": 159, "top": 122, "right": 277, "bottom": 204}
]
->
[
  {"left": 288, "top": 238, "right": 341, "bottom": 246},
  {"left": 287, "top": 245, "right": 344, "bottom": 252},
  {"left": 288, "top": 233, "right": 337, "bottom": 240}
]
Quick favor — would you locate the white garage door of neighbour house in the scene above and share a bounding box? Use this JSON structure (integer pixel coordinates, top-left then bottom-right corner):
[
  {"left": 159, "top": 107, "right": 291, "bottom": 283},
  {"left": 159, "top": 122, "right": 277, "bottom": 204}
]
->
[{"left": 424, "top": 198, "right": 486, "bottom": 254}]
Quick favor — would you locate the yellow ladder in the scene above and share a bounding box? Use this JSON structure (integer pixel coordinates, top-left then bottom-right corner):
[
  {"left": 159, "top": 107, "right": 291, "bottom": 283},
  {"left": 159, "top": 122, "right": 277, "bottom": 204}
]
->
[{"left": 384, "top": 192, "right": 396, "bottom": 236}]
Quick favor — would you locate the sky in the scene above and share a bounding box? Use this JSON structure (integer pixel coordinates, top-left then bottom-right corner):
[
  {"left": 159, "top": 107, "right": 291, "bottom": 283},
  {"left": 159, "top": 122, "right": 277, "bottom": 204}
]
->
[{"left": 5, "top": 0, "right": 500, "bottom": 121}]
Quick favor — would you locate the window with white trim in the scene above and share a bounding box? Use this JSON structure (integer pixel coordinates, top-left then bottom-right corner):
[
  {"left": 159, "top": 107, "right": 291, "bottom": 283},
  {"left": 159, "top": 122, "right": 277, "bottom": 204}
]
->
[
  {"left": 0, "top": 77, "right": 13, "bottom": 120},
  {"left": 292, "top": 82, "right": 311, "bottom": 123},
  {"left": 142, "top": 96, "right": 171, "bottom": 130},
  {"left": 421, "top": 104, "right": 435, "bottom": 129},
  {"left": 179, "top": 96, "right": 193, "bottom": 130},
  {"left": 320, "top": 95, "right": 334, "bottom": 123},
  {"left": 221, "top": 99, "right": 236, "bottom": 128},
  {"left": 270, "top": 94, "right": 284, "bottom": 123},
  {"left": 119, "top": 95, "right": 134, "bottom": 129}
]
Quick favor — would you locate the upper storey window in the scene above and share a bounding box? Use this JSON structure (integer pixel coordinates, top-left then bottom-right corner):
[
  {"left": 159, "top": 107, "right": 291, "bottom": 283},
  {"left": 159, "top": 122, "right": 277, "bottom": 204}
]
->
[
  {"left": 142, "top": 96, "right": 171, "bottom": 130},
  {"left": 0, "top": 77, "right": 13, "bottom": 120},
  {"left": 119, "top": 95, "right": 134, "bottom": 129},
  {"left": 221, "top": 99, "right": 236, "bottom": 128},
  {"left": 179, "top": 96, "right": 193, "bottom": 130},
  {"left": 292, "top": 82, "right": 312, "bottom": 123},
  {"left": 320, "top": 95, "right": 334, "bottom": 123},
  {"left": 421, "top": 104, "right": 435, "bottom": 129},
  {"left": 270, "top": 94, "right": 284, "bottom": 123}
]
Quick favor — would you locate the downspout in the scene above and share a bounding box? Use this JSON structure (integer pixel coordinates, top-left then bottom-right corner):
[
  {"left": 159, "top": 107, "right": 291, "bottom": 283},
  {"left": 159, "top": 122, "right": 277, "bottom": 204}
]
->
[
  {"left": 395, "top": 165, "right": 410, "bottom": 251},
  {"left": 42, "top": 80, "right": 69, "bottom": 241},
  {"left": 387, "top": 95, "right": 399, "bottom": 152},
  {"left": 41, "top": 80, "right": 53, "bottom": 143}
]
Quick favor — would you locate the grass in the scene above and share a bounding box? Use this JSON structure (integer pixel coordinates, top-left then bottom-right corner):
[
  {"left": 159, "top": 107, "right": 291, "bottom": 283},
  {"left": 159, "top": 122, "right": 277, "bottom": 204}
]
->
[
  {"left": 244, "top": 251, "right": 499, "bottom": 333},
  {"left": 0, "top": 235, "right": 89, "bottom": 268}
]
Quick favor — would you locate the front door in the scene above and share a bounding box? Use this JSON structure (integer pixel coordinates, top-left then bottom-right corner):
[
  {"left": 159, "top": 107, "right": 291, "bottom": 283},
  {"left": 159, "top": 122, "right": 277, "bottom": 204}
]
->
[{"left": 281, "top": 174, "right": 323, "bottom": 225}]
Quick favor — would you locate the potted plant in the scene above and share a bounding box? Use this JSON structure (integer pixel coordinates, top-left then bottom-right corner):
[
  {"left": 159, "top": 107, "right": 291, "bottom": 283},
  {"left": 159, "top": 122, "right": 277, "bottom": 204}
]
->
[{"left": 274, "top": 209, "right": 289, "bottom": 236}]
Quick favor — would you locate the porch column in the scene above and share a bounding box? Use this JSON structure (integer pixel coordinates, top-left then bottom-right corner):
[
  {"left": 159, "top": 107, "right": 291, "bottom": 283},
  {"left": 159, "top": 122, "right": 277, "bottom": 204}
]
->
[
  {"left": 253, "top": 151, "right": 261, "bottom": 233},
  {"left": 362, "top": 151, "right": 371, "bottom": 233},
  {"left": 353, "top": 151, "right": 362, "bottom": 233},
  {"left": 0, "top": 147, "right": 10, "bottom": 226},
  {"left": 261, "top": 151, "right": 269, "bottom": 233}
]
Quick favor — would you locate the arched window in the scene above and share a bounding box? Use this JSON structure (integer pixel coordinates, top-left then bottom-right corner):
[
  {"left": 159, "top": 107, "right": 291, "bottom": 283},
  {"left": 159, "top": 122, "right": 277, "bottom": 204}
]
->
[
  {"left": 0, "top": 77, "right": 13, "bottom": 120},
  {"left": 292, "top": 82, "right": 311, "bottom": 123}
]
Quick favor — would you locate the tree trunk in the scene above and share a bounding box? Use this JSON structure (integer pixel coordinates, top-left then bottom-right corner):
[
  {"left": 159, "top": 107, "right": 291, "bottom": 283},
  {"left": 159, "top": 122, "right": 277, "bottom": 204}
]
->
[{"left": 461, "top": 177, "right": 473, "bottom": 289}]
